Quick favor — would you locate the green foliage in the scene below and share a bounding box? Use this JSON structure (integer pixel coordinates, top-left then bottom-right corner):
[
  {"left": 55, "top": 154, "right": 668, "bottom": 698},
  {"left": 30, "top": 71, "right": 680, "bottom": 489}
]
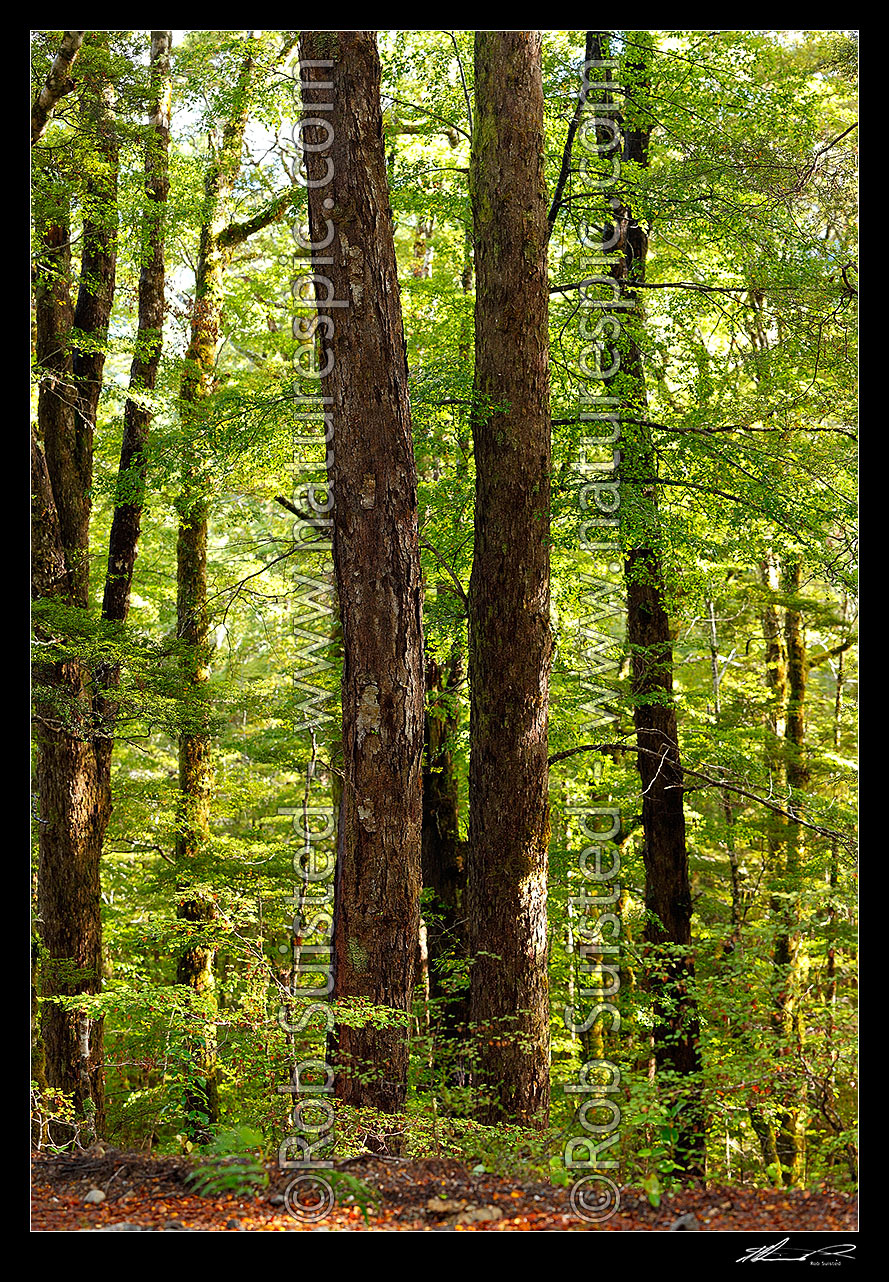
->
[
  {"left": 326, "top": 1171, "right": 381, "bottom": 1225},
  {"left": 185, "top": 1125, "right": 269, "bottom": 1196}
]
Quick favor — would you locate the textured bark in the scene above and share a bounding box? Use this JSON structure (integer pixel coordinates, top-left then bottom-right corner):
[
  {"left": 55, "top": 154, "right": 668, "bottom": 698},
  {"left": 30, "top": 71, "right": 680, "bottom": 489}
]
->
[
  {"left": 33, "top": 215, "right": 76, "bottom": 605},
  {"left": 467, "top": 31, "right": 552, "bottom": 1127},
  {"left": 301, "top": 31, "right": 425, "bottom": 1115},
  {"left": 32, "top": 39, "right": 120, "bottom": 1130},
  {"left": 32, "top": 30, "right": 85, "bottom": 145},
  {"left": 69, "top": 49, "right": 118, "bottom": 605}
]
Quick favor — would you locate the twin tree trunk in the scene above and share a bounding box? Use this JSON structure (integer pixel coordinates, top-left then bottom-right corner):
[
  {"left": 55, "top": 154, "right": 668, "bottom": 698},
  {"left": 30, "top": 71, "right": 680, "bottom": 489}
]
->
[
  {"left": 301, "top": 31, "right": 425, "bottom": 1115},
  {"left": 467, "top": 31, "right": 553, "bottom": 1126},
  {"left": 33, "top": 36, "right": 119, "bottom": 1128}
]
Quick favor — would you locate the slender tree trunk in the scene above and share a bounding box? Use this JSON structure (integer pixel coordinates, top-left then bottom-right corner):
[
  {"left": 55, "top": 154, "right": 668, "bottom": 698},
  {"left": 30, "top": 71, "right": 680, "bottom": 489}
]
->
[
  {"left": 169, "top": 39, "right": 299, "bottom": 1134},
  {"left": 591, "top": 31, "right": 704, "bottom": 1173},
  {"left": 422, "top": 650, "right": 469, "bottom": 1081},
  {"left": 706, "top": 599, "right": 743, "bottom": 948},
  {"left": 821, "top": 610, "right": 857, "bottom": 1181},
  {"left": 95, "top": 28, "right": 172, "bottom": 845},
  {"left": 770, "top": 560, "right": 808, "bottom": 1184},
  {"left": 172, "top": 45, "right": 256, "bottom": 1135},
  {"left": 301, "top": 30, "right": 425, "bottom": 1118},
  {"left": 748, "top": 552, "right": 788, "bottom": 1175},
  {"left": 467, "top": 30, "right": 552, "bottom": 1127},
  {"left": 101, "top": 32, "right": 171, "bottom": 629}
]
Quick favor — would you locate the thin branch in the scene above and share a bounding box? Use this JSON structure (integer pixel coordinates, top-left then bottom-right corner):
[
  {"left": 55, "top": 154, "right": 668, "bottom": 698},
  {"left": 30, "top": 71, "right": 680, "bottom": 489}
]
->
[
  {"left": 442, "top": 30, "right": 472, "bottom": 138},
  {"left": 551, "top": 277, "right": 785, "bottom": 298},
  {"left": 548, "top": 741, "right": 854, "bottom": 847},
  {"left": 814, "top": 122, "right": 858, "bottom": 159},
  {"left": 382, "top": 92, "right": 471, "bottom": 142},
  {"left": 548, "top": 31, "right": 596, "bottom": 234},
  {"left": 420, "top": 537, "right": 468, "bottom": 609},
  {"left": 273, "top": 494, "right": 313, "bottom": 521},
  {"left": 551, "top": 416, "right": 856, "bottom": 438}
]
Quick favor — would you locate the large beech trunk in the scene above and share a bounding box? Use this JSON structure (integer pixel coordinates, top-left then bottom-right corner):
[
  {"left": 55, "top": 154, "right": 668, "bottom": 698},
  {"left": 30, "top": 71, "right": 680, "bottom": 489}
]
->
[
  {"left": 301, "top": 31, "right": 425, "bottom": 1116},
  {"left": 466, "top": 30, "right": 553, "bottom": 1127}
]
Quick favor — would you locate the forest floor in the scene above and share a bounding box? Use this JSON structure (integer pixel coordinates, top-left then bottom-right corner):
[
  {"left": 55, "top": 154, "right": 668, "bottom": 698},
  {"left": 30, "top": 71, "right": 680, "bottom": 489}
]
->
[{"left": 30, "top": 1148, "right": 858, "bottom": 1233}]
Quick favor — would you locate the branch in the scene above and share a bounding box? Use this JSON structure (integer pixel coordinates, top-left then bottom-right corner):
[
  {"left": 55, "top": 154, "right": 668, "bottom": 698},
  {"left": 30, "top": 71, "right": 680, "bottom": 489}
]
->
[
  {"left": 273, "top": 494, "right": 313, "bottom": 521},
  {"left": 382, "top": 93, "right": 471, "bottom": 143},
  {"left": 814, "top": 122, "right": 858, "bottom": 159},
  {"left": 420, "top": 537, "right": 468, "bottom": 610},
  {"left": 217, "top": 187, "right": 299, "bottom": 250},
  {"left": 548, "top": 741, "right": 854, "bottom": 847},
  {"left": 441, "top": 31, "right": 472, "bottom": 138},
  {"left": 840, "top": 263, "right": 858, "bottom": 299},
  {"left": 551, "top": 277, "right": 773, "bottom": 298},
  {"left": 551, "top": 416, "right": 856, "bottom": 438},
  {"left": 808, "top": 636, "right": 857, "bottom": 669},
  {"left": 548, "top": 31, "right": 597, "bottom": 234},
  {"left": 32, "top": 30, "right": 85, "bottom": 145},
  {"left": 107, "top": 841, "right": 175, "bottom": 865}
]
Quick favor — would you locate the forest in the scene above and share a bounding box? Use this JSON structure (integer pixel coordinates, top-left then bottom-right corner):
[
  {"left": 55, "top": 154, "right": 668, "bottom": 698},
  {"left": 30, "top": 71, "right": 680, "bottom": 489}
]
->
[{"left": 30, "top": 29, "right": 857, "bottom": 1235}]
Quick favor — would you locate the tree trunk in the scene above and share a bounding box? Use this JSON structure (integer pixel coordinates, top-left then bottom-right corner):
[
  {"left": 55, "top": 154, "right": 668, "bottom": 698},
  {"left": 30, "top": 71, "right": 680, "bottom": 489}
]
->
[
  {"left": 706, "top": 598, "right": 743, "bottom": 948},
  {"left": 300, "top": 30, "right": 425, "bottom": 1119},
  {"left": 169, "top": 38, "right": 300, "bottom": 1134},
  {"left": 467, "top": 30, "right": 552, "bottom": 1127},
  {"left": 101, "top": 31, "right": 172, "bottom": 629},
  {"left": 770, "top": 560, "right": 808, "bottom": 1185},
  {"left": 749, "top": 552, "right": 789, "bottom": 1174}
]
